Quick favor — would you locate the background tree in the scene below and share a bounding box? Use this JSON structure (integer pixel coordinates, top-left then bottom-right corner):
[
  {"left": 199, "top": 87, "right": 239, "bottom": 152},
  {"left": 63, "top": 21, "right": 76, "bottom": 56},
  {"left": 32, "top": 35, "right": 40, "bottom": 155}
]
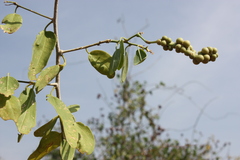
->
[
  {"left": 85, "top": 79, "right": 230, "bottom": 160},
  {"left": 44, "top": 78, "right": 233, "bottom": 160}
]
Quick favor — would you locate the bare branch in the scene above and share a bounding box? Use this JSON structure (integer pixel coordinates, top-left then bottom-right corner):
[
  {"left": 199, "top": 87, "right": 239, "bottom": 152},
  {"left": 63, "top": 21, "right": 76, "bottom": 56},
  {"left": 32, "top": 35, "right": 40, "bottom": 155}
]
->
[{"left": 4, "top": 1, "right": 52, "bottom": 20}]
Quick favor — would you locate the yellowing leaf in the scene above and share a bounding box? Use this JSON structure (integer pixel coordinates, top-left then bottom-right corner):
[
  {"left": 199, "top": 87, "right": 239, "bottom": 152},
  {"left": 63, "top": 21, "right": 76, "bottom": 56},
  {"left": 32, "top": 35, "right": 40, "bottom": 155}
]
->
[
  {"left": 47, "top": 94, "right": 79, "bottom": 148},
  {"left": 76, "top": 122, "right": 95, "bottom": 155},
  {"left": 0, "top": 94, "right": 21, "bottom": 122},
  {"left": 28, "top": 31, "right": 56, "bottom": 80},
  {"left": 0, "top": 75, "right": 19, "bottom": 97},
  {"left": 28, "top": 131, "right": 61, "bottom": 160},
  {"left": 17, "top": 87, "right": 36, "bottom": 134},
  {"left": 0, "top": 13, "right": 22, "bottom": 34}
]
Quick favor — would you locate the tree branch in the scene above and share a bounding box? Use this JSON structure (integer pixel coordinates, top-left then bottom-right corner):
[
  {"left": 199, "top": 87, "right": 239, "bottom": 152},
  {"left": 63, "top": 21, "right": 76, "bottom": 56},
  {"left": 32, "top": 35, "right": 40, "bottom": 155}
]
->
[
  {"left": 53, "top": 0, "right": 61, "bottom": 99},
  {"left": 61, "top": 38, "right": 154, "bottom": 54},
  {"left": 17, "top": 80, "right": 58, "bottom": 87}
]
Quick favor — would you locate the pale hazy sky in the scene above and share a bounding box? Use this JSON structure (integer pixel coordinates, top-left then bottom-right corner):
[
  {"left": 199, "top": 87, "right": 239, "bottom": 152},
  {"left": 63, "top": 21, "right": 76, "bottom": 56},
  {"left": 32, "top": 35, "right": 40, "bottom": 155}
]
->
[{"left": 0, "top": 0, "right": 240, "bottom": 159}]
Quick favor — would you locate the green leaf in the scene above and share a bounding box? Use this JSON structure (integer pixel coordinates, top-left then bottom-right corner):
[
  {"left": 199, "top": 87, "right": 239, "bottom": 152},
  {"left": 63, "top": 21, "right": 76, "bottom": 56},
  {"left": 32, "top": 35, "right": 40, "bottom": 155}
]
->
[
  {"left": 34, "top": 116, "right": 58, "bottom": 137},
  {"left": 134, "top": 49, "right": 147, "bottom": 65},
  {"left": 88, "top": 50, "right": 115, "bottom": 78},
  {"left": 121, "top": 52, "right": 129, "bottom": 83},
  {"left": 0, "top": 13, "right": 22, "bottom": 34},
  {"left": 118, "top": 40, "right": 125, "bottom": 70},
  {"left": 109, "top": 40, "right": 125, "bottom": 75},
  {"left": 28, "top": 131, "right": 61, "bottom": 160},
  {"left": 16, "top": 87, "right": 36, "bottom": 134},
  {"left": 76, "top": 122, "right": 95, "bottom": 155},
  {"left": 0, "top": 75, "right": 19, "bottom": 97},
  {"left": 60, "top": 139, "right": 75, "bottom": 160},
  {"left": 47, "top": 94, "right": 79, "bottom": 148},
  {"left": 109, "top": 49, "right": 121, "bottom": 76},
  {"left": 28, "top": 31, "right": 56, "bottom": 80},
  {"left": 0, "top": 94, "right": 21, "bottom": 122},
  {"left": 34, "top": 104, "right": 77, "bottom": 138},
  {"left": 35, "top": 65, "right": 62, "bottom": 93},
  {"left": 67, "top": 104, "right": 80, "bottom": 113}
]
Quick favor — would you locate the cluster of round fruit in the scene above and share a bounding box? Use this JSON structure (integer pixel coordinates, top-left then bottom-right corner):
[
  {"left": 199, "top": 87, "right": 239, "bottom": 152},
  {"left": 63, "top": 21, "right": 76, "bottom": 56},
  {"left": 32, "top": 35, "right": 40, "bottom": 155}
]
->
[{"left": 156, "top": 36, "right": 218, "bottom": 65}]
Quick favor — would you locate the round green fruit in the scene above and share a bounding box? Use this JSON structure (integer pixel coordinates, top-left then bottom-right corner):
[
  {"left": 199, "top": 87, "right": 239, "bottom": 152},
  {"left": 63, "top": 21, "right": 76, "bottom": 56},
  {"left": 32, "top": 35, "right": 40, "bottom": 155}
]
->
[
  {"left": 212, "top": 47, "right": 218, "bottom": 54},
  {"left": 182, "top": 40, "right": 191, "bottom": 48},
  {"left": 156, "top": 39, "right": 162, "bottom": 45},
  {"left": 193, "top": 59, "right": 200, "bottom": 65},
  {"left": 175, "top": 44, "right": 182, "bottom": 49},
  {"left": 210, "top": 54, "right": 218, "bottom": 61},
  {"left": 165, "top": 37, "right": 172, "bottom": 43},
  {"left": 189, "top": 52, "right": 196, "bottom": 59},
  {"left": 168, "top": 46, "right": 173, "bottom": 51},
  {"left": 202, "top": 54, "right": 210, "bottom": 64},
  {"left": 162, "top": 36, "right": 168, "bottom": 40},
  {"left": 184, "top": 50, "right": 192, "bottom": 56},
  {"left": 207, "top": 47, "right": 213, "bottom": 54},
  {"left": 175, "top": 47, "right": 181, "bottom": 53},
  {"left": 161, "top": 40, "right": 167, "bottom": 46},
  {"left": 176, "top": 38, "right": 184, "bottom": 44},
  {"left": 180, "top": 46, "right": 187, "bottom": 53},
  {"left": 201, "top": 47, "right": 209, "bottom": 54},
  {"left": 163, "top": 45, "right": 168, "bottom": 51},
  {"left": 194, "top": 55, "right": 204, "bottom": 62},
  {"left": 188, "top": 45, "right": 194, "bottom": 51}
]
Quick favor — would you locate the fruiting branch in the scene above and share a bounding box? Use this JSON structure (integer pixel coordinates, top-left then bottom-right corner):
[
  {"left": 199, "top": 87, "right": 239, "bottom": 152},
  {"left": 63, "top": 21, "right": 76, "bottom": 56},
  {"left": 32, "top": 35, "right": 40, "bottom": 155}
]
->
[{"left": 61, "top": 36, "right": 153, "bottom": 54}]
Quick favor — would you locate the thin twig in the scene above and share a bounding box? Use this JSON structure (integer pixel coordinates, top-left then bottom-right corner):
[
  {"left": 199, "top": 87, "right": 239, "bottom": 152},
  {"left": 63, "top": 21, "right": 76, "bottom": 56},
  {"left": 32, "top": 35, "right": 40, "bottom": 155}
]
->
[
  {"left": 61, "top": 38, "right": 153, "bottom": 54},
  {"left": 61, "top": 39, "right": 114, "bottom": 54},
  {"left": 17, "top": 80, "right": 58, "bottom": 86},
  {"left": 4, "top": 1, "right": 52, "bottom": 20}
]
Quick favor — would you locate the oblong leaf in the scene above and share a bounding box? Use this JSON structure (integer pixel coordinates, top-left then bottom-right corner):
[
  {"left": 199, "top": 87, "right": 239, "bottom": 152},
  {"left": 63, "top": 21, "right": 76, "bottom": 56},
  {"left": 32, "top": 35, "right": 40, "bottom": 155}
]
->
[
  {"left": 28, "top": 131, "right": 61, "bottom": 160},
  {"left": 0, "top": 13, "right": 22, "bottom": 34},
  {"left": 118, "top": 40, "right": 125, "bottom": 70},
  {"left": 28, "top": 31, "right": 56, "bottom": 80},
  {"left": 0, "top": 94, "right": 21, "bottom": 122},
  {"left": 134, "top": 49, "right": 147, "bottom": 65},
  {"left": 121, "top": 52, "right": 129, "bottom": 82},
  {"left": 0, "top": 75, "right": 19, "bottom": 97},
  {"left": 35, "top": 65, "right": 62, "bottom": 93},
  {"left": 17, "top": 87, "right": 36, "bottom": 134},
  {"left": 76, "top": 122, "right": 95, "bottom": 155},
  {"left": 88, "top": 50, "right": 112, "bottom": 76},
  {"left": 109, "top": 49, "right": 121, "bottom": 76},
  {"left": 60, "top": 139, "right": 75, "bottom": 160},
  {"left": 47, "top": 94, "right": 79, "bottom": 148},
  {"left": 34, "top": 116, "right": 58, "bottom": 137}
]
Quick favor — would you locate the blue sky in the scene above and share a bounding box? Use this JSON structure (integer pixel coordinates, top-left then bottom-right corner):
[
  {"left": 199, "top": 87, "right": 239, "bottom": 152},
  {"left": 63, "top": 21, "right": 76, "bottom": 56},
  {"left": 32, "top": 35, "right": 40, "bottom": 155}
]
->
[{"left": 1, "top": 0, "right": 240, "bottom": 159}]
